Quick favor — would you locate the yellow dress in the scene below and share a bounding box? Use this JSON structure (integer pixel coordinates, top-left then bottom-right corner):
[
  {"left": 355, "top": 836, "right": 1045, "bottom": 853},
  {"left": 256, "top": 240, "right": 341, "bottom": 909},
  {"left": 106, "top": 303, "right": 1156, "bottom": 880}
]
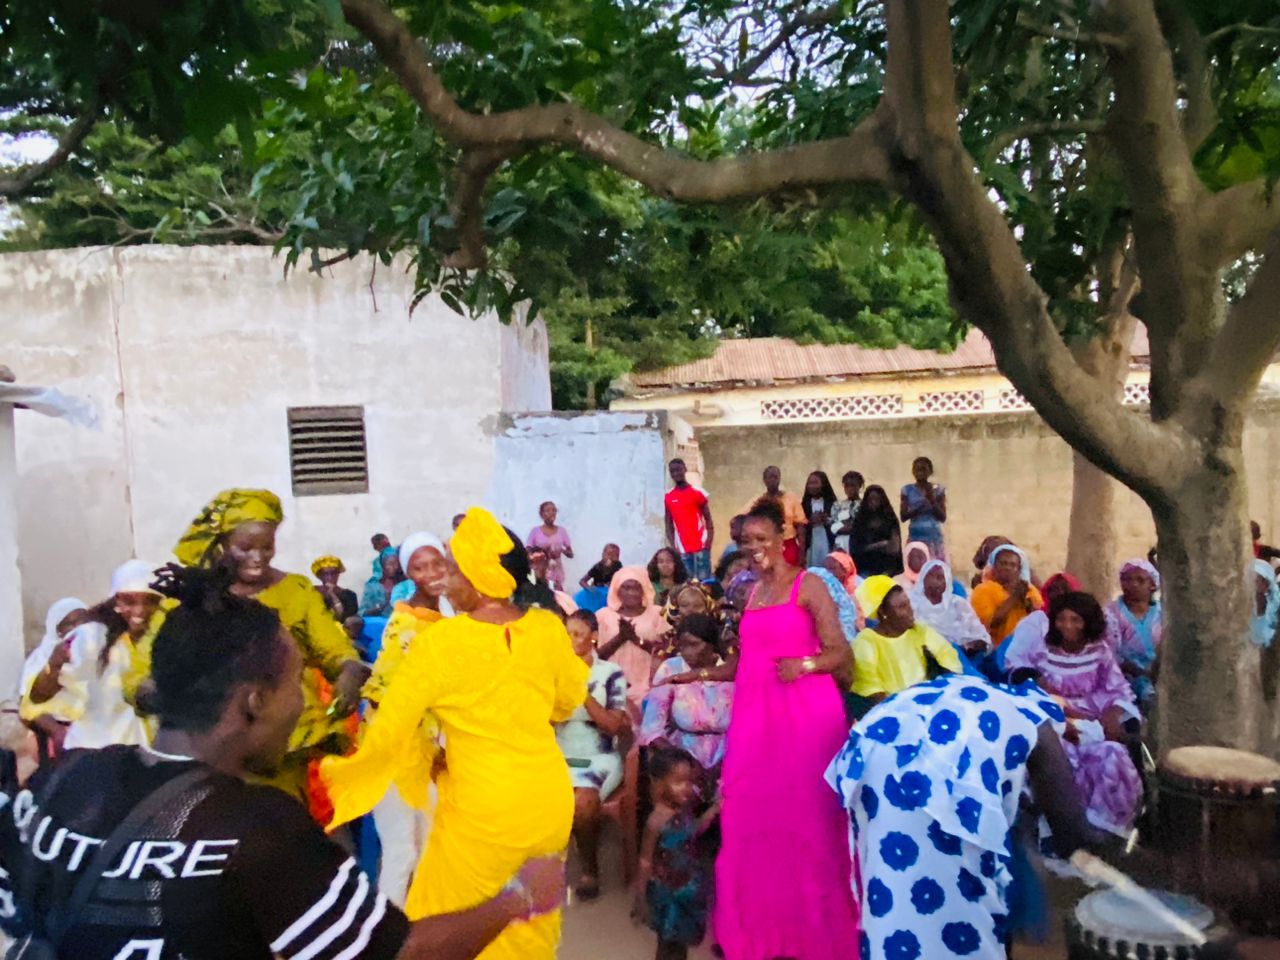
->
[
  {"left": 363, "top": 602, "right": 444, "bottom": 705},
  {"left": 322, "top": 607, "right": 589, "bottom": 959},
  {"left": 851, "top": 623, "right": 962, "bottom": 698}
]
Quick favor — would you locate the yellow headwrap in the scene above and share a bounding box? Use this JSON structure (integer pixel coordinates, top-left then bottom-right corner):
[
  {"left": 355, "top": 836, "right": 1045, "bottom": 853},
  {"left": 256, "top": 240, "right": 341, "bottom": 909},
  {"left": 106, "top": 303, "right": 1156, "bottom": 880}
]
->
[
  {"left": 311, "top": 555, "right": 345, "bottom": 577},
  {"left": 174, "top": 488, "right": 285, "bottom": 566},
  {"left": 856, "top": 575, "right": 900, "bottom": 620},
  {"left": 451, "top": 507, "right": 517, "bottom": 599}
]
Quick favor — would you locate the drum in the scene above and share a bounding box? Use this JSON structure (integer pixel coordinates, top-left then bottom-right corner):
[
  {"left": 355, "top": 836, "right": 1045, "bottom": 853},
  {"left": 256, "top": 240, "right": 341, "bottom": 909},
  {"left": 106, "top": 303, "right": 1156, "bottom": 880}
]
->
[
  {"left": 1154, "top": 746, "right": 1280, "bottom": 935},
  {"left": 1066, "top": 888, "right": 1220, "bottom": 959}
]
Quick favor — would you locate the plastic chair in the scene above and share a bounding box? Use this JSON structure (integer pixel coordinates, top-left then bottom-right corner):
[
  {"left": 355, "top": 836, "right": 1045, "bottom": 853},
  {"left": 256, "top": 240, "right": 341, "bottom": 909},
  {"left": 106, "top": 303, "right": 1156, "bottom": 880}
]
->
[{"left": 600, "top": 744, "right": 640, "bottom": 884}]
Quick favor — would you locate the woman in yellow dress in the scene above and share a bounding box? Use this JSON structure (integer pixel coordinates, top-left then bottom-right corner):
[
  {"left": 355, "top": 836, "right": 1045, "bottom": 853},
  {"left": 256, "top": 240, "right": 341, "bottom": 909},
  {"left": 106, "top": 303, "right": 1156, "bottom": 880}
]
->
[
  {"left": 171, "top": 488, "right": 369, "bottom": 801},
  {"left": 322, "top": 507, "right": 589, "bottom": 960}
]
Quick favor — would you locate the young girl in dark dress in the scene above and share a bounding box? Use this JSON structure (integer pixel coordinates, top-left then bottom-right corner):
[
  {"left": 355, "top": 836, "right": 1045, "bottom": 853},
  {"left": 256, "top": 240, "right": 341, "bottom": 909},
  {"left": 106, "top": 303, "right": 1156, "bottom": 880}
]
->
[{"left": 634, "top": 748, "right": 719, "bottom": 960}]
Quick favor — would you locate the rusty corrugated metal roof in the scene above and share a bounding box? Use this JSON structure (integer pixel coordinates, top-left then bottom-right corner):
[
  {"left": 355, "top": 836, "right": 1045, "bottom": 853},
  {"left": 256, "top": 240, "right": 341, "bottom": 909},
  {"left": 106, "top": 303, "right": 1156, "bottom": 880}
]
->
[{"left": 631, "top": 328, "right": 1151, "bottom": 388}]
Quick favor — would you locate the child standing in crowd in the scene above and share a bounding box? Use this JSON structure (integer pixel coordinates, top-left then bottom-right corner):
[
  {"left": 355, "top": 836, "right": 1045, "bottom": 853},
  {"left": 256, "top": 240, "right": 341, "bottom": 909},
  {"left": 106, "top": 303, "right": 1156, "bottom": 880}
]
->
[
  {"left": 575, "top": 544, "right": 623, "bottom": 614},
  {"left": 665, "top": 459, "right": 716, "bottom": 581},
  {"left": 634, "top": 748, "right": 719, "bottom": 960},
  {"left": 528, "top": 500, "right": 574, "bottom": 591},
  {"left": 581, "top": 544, "right": 623, "bottom": 590},
  {"left": 900, "top": 456, "right": 947, "bottom": 559}
]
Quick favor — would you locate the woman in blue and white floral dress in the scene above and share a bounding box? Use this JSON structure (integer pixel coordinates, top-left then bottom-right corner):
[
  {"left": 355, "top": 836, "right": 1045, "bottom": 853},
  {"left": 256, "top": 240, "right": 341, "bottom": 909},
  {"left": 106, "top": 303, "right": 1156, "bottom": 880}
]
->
[{"left": 827, "top": 674, "right": 1107, "bottom": 960}]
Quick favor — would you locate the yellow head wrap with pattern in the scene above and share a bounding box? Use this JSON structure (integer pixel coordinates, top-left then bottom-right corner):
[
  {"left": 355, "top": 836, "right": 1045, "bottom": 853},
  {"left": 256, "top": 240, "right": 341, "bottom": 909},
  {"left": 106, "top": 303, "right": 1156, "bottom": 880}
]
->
[
  {"left": 451, "top": 507, "right": 517, "bottom": 599},
  {"left": 311, "top": 555, "right": 345, "bottom": 577},
  {"left": 174, "top": 489, "right": 285, "bottom": 566}
]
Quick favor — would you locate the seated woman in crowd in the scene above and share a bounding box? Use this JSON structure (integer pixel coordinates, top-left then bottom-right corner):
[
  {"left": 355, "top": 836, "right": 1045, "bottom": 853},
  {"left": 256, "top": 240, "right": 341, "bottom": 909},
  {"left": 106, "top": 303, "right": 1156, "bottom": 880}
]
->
[
  {"left": 556, "top": 610, "right": 629, "bottom": 901},
  {"left": 717, "top": 568, "right": 758, "bottom": 660},
  {"left": 849, "top": 484, "right": 903, "bottom": 577},
  {"left": 640, "top": 613, "right": 735, "bottom": 788},
  {"left": 598, "top": 566, "right": 669, "bottom": 719},
  {"left": 908, "top": 559, "right": 990, "bottom": 659},
  {"left": 1009, "top": 590, "right": 1143, "bottom": 837},
  {"left": 1109, "top": 559, "right": 1163, "bottom": 711},
  {"left": 850, "top": 575, "right": 962, "bottom": 710},
  {"left": 1251, "top": 559, "right": 1280, "bottom": 649},
  {"left": 712, "top": 550, "right": 750, "bottom": 599},
  {"left": 648, "top": 548, "right": 689, "bottom": 606},
  {"left": 970, "top": 543, "right": 1043, "bottom": 648},
  {"left": 362, "top": 545, "right": 408, "bottom": 618},
  {"left": 892, "top": 540, "right": 933, "bottom": 592}
]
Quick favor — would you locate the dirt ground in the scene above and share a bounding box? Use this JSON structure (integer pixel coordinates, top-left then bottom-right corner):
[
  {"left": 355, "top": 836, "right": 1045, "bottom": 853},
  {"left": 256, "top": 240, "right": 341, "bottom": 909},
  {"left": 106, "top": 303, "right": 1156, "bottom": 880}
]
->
[{"left": 559, "top": 825, "right": 1083, "bottom": 959}]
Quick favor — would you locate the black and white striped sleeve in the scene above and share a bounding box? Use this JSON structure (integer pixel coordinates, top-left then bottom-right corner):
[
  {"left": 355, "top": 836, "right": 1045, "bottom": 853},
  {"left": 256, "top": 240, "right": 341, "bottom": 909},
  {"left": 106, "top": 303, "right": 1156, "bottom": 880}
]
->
[{"left": 236, "top": 795, "right": 408, "bottom": 960}]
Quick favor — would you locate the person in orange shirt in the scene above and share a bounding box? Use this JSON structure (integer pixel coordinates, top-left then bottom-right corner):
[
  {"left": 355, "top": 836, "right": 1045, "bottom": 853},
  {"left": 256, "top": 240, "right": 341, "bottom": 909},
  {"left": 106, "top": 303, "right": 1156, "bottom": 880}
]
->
[
  {"left": 740, "top": 465, "right": 807, "bottom": 566},
  {"left": 970, "top": 543, "right": 1044, "bottom": 647}
]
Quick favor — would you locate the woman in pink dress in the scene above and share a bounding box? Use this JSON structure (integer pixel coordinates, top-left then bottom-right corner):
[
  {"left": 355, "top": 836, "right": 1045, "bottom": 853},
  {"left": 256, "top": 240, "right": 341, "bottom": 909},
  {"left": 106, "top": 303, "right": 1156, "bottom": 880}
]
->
[
  {"left": 527, "top": 500, "right": 574, "bottom": 591},
  {"left": 659, "top": 499, "right": 859, "bottom": 959}
]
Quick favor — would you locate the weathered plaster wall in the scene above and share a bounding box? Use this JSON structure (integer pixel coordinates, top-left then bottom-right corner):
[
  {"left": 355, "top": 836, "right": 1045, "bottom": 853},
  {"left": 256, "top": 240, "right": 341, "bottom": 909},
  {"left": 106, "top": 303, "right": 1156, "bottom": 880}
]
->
[
  {"left": 0, "top": 408, "right": 22, "bottom": 695},
  {"left": 485, "top": 411, "right": 673, "bottom": 584},
  {"left": 3, "top": 246, "right": 550, "bottom": 641},
  {"left": 699, "top": 396, "right": 1280, "bottom": 584}
]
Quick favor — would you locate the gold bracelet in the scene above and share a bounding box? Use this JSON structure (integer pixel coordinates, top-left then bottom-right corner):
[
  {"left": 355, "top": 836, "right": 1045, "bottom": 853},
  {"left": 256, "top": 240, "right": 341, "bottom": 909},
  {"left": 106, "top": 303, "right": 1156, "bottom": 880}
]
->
[{"left": 801, "top": 656, "right": 817, "bottom": 674}]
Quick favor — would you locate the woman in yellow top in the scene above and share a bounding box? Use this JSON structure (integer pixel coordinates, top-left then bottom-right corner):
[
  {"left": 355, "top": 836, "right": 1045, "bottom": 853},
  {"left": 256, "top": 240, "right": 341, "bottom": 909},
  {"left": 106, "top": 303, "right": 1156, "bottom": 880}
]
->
[
  {"left": 969, "top": 543, "right": 1044, "bottom": 647},
  {"left": 365, "top": 529, "right": 450, "bottom": 907},
  {"left": 172, "top": 488, "right": 369, "bottom": 801},
  {"left": 322, "top": 507, "right": 589, "bottom": 960},
  {"left": 851, "top": 575, "right": 962, "bottom": 707}
]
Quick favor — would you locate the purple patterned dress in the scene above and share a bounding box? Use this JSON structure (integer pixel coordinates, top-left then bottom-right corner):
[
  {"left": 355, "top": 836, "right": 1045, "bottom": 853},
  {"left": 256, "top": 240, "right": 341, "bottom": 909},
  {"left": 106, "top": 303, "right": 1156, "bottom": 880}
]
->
[{"left": 1016, "top": 639, "right": 1143, "bottom": 835}]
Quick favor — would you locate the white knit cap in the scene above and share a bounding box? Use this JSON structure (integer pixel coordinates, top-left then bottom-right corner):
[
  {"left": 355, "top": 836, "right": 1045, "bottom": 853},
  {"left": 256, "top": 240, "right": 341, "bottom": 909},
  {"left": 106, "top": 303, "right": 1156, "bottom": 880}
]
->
[{"left": 111, "top": 559, "right": 160, "bottom": 596}]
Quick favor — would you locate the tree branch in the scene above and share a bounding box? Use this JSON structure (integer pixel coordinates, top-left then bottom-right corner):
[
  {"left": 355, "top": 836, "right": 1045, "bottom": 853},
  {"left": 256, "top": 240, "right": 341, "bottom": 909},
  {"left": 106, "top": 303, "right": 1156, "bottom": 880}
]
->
[
  {"left": 0, "top": 105, "right": 98, "bottom": 198},
  {"left": 1203, "top": 229, "right": 1280, "bottom": 405},
  {"left": 1197, "top": 178, "right": 1280, "bottom": 268},
  {"left": 1203, "top": 22, "right": 1280, "bottom": 44},
  {"left": 882, "top": 0, "right": 1187, "bottom": 504},
  {"left": 443, "top": 147, "right": 514, "bottom": 270},
  {"left": 1015, "top": 13, "right": 1125, "bottom": 48},
  {"left": 983, "top": 118, "right": 1107, "bottom": 161},
  {"left": 1095, "top": 0, "right": 1220, "bottom": 415},
  {"left": 707, "top": 2, "right": 845, "bottom": 85},
  {"left": 1156, "top": 0, "right": 1217, "bottom": 149},
  {"left": 340, "top": 0, "right": 892, "bottom": 207}
]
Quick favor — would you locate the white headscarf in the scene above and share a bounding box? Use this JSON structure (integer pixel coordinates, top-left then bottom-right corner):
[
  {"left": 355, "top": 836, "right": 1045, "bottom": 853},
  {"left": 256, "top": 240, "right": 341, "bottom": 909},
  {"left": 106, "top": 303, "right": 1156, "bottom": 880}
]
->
[
  {"left": 908, "top": 561, "right": 990, "bottom": 649},
  {"left": 1119, "top": 558, "right": 1161, "bottom": 593},
  {"left": 399, "top": 532, "right": 446, "bottom": 573},
  {"left": 19, "top": 597, "right": 87, "bottom": 697},
  {"left": 397, "top": 532, "right": 454, "bottom": 617},
  {"left": 987, "top": 544, "right": 1031, "bottom": 582}
]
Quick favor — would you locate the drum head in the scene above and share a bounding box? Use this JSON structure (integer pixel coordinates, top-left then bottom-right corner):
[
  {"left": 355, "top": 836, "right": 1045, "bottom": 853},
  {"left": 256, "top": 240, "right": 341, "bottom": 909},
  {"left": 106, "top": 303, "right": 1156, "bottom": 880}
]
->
[
  {"left": 1163, "top": 746, "right": 1280, "bottom": 790},
  {"left": 1074, "top": 888, "right": 1214, "bottom": 953}
]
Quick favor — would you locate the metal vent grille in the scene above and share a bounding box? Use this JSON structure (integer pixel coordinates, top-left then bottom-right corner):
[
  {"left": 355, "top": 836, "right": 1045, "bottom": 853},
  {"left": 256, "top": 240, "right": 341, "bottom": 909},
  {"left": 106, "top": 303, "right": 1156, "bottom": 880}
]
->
[{"left": 287, "top": 406, "right": 369, "bottom": 496}]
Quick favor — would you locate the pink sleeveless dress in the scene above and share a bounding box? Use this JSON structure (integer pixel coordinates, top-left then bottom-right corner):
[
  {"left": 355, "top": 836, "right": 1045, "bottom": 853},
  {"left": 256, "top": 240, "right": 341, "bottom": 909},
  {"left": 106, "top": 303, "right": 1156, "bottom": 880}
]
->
[{"left": 714, "top": 572, "right": 860, "bottom": 959}]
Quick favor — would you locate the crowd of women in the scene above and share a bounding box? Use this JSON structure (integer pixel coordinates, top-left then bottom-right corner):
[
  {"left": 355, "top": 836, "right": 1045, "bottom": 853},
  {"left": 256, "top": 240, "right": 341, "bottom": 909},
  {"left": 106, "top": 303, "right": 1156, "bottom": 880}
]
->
[{"left": 12, "top": 467, "right": 1280, "bottom": 960}]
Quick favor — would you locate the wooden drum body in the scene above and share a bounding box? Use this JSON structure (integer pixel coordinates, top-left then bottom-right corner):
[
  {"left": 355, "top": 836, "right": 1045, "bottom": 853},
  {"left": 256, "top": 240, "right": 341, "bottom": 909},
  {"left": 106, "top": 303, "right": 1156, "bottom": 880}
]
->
[{"left": 1154, "top": 746, "right": 1280, "bottom": 936}]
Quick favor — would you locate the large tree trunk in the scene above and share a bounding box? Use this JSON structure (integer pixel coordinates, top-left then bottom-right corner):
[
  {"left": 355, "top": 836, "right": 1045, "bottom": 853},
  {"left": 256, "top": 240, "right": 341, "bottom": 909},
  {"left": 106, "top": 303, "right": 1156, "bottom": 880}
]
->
[
  {"left": 1154, "top": 457, "right": 1280, "bottom": 756},
  {"left": 1065, "top": 311, "right": 1137, "bottom": 596},
  {"left": 1066, "top": 453, "right": 1122, "bottom": 596}
]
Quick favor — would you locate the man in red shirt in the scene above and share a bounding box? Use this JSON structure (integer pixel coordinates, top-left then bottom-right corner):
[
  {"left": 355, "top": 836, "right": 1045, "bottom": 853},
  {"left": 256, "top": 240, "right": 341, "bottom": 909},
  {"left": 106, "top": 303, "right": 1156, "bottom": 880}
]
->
[{"left": 665, "top": 459, "right": 716, "bottom": 581}]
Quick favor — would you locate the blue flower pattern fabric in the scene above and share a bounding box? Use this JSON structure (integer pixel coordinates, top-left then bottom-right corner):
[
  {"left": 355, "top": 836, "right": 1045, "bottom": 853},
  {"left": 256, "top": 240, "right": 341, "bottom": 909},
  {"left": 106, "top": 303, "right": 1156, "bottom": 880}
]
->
[{"left": 826, "top": 674, "right": 1064, "bottom": 960}]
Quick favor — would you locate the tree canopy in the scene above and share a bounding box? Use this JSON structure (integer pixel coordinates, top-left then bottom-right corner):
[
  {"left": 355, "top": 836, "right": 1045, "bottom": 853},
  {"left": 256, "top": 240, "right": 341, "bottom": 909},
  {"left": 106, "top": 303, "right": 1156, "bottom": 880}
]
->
[{"left": 7, "top": 0, "right": 1280, "bottom": 752}]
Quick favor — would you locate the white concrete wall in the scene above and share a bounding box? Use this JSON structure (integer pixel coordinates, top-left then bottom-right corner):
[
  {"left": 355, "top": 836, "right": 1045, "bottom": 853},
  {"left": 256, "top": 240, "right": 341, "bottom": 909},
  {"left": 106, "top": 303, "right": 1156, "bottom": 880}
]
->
[
  {"left": 3, "top": 246, "right": 551, "bottom": 643},
  {"left": 484, "top": 412, "right": 671, "bottom": 584},
  {"left": 0, "top": 407, "right": 22, "bottom": 697}
]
